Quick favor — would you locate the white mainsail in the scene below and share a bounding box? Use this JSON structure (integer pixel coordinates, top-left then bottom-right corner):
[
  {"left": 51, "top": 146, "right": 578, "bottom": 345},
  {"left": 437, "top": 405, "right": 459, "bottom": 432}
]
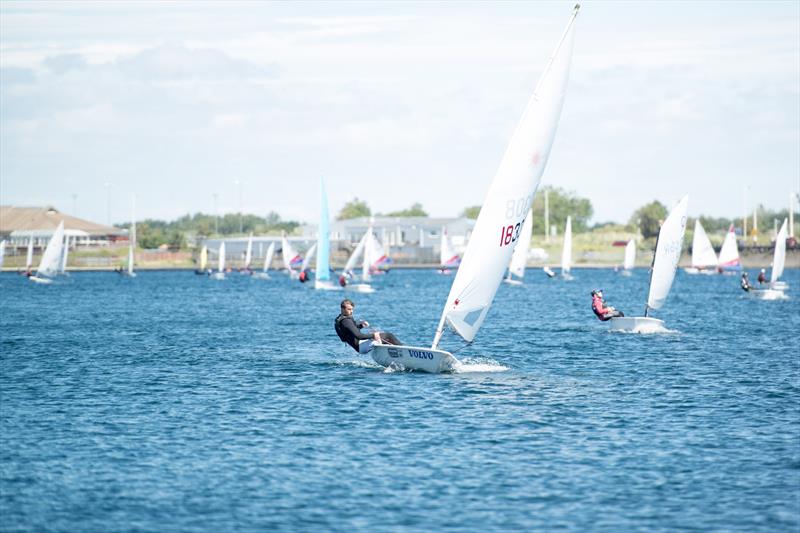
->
[
  {"left": 508, "top": 209, "right": 533, "bottom": 279},
  {"left": 199, "top": 245, "right": 208, "bottom": 270},
  {"left": 691, "top": 220, "right": 717, "bottom": 269},
  {"left": 300, "top": 243, "right": 317, "bottom": 273},
  {"left": 25, "top": 237, "right": 33, "bottom": 270},
  {"left": 244, "top": 233, "right": 253, "bottom": 269},
  {"left": 646, "top": 196, "right": 689, "bottom": 312},
  {"left": 717, "top": 224, "right": 740, "bottom": 271},
  {"left": 433, "top": 4, "right": 578, "bottom": 347},
  {"left": 344, "top": 232, "right": 368, "bottom": 275},
  {"left": 0, "top": 240, "right": 5, "bottom": 269},
  {"left": 281, "top": 235, "right": 301, "bottom": 271},
  {"left": 59, "top": 235, "right": 70, "bottom": 274},
  {"left": 361, "top": 229, "right": 374, "bottom": 282},
  {"left": 35, "top": 222, "right": 65, "bottom": 279},
  {"left": 770, "top": 219, "right": 788, "bottom": 284},
  {"left": 440, "top": 227, "right": 460, "bottom": 268},
  {"left": 218, "top": 242, "right": 226, "bottom": 272},
  {"left": 263, "top": 241, "right": 276, "bottom": 273},
  {"left": 561, "top": 216, "right": 572, "bottom": 275},
  {"left": 623, "top": 239, "right": 636, "bottom": 271}
]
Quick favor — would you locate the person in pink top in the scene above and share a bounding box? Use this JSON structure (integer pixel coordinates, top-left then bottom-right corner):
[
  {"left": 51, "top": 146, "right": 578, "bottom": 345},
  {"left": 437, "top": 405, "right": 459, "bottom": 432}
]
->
[{"left": 591, "top": 289, "right": 624, "bottom": 321}]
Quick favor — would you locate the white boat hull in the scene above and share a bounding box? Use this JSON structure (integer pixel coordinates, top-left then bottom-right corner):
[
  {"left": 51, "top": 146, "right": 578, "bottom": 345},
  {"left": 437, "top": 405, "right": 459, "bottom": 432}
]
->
[
  {"left": 314, "top": 280, "right": 342, "bottom": 291},
  {"left": 771, "top": 281, "right": 788, "bottom": 291},
  {"left": 28, "top": 276, "right": 53, "bottom": 284},
  {"left": 683, "top": 267, "right": 716, "bottom": 275},
  {"left": 344, "top": 283, "right": 374, "bottom": 293},
  {"left": 503, "top": 277, "right": 523, "bottom": 286},
  {"left": 749, "top": 289, "right": 788, "bottom": 300},
  {"left": 607, "top": 316, "right": 667, "bottom": 333},
  {"left": 371, "top": 344, "right": 460, "bottom": 373}
]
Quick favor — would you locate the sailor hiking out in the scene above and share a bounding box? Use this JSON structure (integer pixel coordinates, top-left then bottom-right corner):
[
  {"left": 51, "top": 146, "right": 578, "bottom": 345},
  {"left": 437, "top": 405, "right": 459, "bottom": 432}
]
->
[
  {"left": 591, "top": 289, "right": 625, "bottom": 321},
  {"left": 334, "top": 299, "right": 402, "bottom": 354}
]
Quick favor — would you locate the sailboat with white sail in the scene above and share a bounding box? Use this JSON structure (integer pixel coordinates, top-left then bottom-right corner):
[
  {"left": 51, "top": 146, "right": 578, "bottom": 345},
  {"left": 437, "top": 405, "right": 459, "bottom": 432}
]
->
[
  {"left": 314, "top": 178, "right": 341, "bottom": 290},
  {"left": 29, "top": 222, "right": 65, "bottom": 284},
  {"left": 282, "top": 235, "right": 302, "bottom": 279},
  {"left": 299, "top": 242, "right": 317, "bottom": 280},
  {"left": 620, "top": 238, "right": 636, "bottom": 276},
  {"left": 438, "top": 227, "right": 461, "bottom": 274},
  {"left": 504, "top": 209, "right": 533, "bottom": 285},
  {"left": 341, "top": 231, "right": 375, "bottom": 293},
  {"left": 241, "top": 233, "right": 253, "bottom": 274},
  {"left": 253, "top": 241, "right": 275, "bottom": 280},
  {"left": 0, "top": 240, "right": 5, "bottom": 270},
  {"left": 684, "top": 220, "right": 717, "bottom": 274},
  {"left": 561, "top": 216, "right": 573, "bottom": 280},
  {"left": 195, "top": 245, "right": 209, "bottom": 275},
  {"left": 25, "top": 237, "right": 33, "bottom": 273},
  {"left": 370, "top": 4, "right": 579, "bottom": 372},
  {"left": 608, "top": 196, "right": 689, "bottom": 333},
  {"left": 210, "top": 242, "right": 226, "bottom": 280},
  {"left": 717, "top": 224, "right": 741, "bottom": 274},
  {"left": 749, "top": 219, "right": 789, "bottom": 300},
  {"left": 59, "top": 235, "right": 70, "bottom": 276}
]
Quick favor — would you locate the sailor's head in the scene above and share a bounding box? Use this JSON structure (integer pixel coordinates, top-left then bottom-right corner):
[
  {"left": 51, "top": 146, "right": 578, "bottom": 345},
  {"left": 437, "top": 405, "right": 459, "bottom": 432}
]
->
[
  {"left": 340, "top": 299, "right": 355, "bottom": 315},
  {"left": 760, "top": 268, "right": 766, "bottom": 273},
  {"left": 591, "top": 289, "right": 603, "bottom": 298}
]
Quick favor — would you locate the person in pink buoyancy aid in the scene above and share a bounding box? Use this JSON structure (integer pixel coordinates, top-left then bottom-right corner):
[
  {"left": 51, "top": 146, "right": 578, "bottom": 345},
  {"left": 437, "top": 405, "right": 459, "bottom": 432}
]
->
[{"left": 591, "top": 289, "right": 624, "bottom": 321}]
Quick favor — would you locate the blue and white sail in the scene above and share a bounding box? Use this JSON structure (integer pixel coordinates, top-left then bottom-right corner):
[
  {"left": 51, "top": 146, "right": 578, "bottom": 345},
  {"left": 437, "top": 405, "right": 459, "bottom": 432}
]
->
[{"left": 315, "top": 178, "right": 331, "bottom": 283}]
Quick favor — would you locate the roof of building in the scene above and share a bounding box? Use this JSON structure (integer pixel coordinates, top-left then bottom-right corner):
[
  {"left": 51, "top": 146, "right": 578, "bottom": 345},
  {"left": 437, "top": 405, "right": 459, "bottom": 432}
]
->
[{"left": 0, "top": 206, "right": 124, "bottom": 236}]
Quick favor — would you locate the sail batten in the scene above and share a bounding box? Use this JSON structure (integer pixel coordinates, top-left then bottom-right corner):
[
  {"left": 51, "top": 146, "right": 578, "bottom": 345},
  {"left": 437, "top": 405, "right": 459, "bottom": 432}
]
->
[{"left": 433, "top": 5, "right": 579, "bottom": 347}]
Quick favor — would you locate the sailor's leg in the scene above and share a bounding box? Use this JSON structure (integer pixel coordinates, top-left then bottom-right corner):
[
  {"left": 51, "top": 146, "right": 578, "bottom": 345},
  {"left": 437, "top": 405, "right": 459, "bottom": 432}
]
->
[{"left": 379, "top": 332, "right": 402, "bottom": 345}]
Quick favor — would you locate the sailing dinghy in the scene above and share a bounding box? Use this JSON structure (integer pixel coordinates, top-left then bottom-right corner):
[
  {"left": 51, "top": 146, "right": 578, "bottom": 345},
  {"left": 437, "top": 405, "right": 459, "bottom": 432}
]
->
[
  {"left": 438, "top": 227, "right": 461, "bottom": 274},
  {"left": 282, "top": 235, "right": 302, "bottom": 279},
  {"left": 749, "top": 218, "right": 789, "bottom": 300},
  {"left": 210, "top": 242, "right": 226, "bottom": 280},
  {"left": 370, "top": 4, "right": 579, "bottom": 372},
  {"left": 504, "top": 209, "right": 533, "bottom": 285},
  {"left": 314, "top": 178, "right": 341, "bottom": 290},
  {"left": 241, "top": 233, "right": 253, "bottom": 273},
  {"left": 29, "top": 222, "right": 65, "bottom": 284},
  {"left": 620, "top": 238, "right": 635, "bottom": 276},
  {"left": 684, "top": 220, "right": 717, "bottom": 274},
  {"left": 717, "top": 224, "right": 741, "bottom": 274},
  {"left": 341, "top": 231, "right": 375, "bottom": 293},
  {"left": 195, "top": 245, "right": 209, "bottom": 275},
  {"left": 253, "top": 241, "right": 275, "bottom": 280},
  {"left": 561, "top": 216, "right": 573, "bottom": 280},
  {"left": 608, "top": 196, "right": 689, "bottom": 333}
]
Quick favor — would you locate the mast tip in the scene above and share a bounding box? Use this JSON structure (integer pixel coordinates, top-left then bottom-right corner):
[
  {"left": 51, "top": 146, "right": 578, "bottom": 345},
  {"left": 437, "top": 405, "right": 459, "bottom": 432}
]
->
[{"left": 574, "top": 3, "right": 580, "bottom": 10}]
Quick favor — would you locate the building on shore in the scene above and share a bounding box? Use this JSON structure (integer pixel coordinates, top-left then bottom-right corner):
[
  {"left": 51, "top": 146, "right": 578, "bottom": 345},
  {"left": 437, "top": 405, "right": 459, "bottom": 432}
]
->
[{"left": 0, "top": 206, "right": 125, "bottom": 250}]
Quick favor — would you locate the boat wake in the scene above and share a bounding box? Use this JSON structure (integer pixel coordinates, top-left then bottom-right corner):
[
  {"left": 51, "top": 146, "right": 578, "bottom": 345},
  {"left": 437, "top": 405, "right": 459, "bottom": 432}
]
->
[
  {"left": 454, "top": 357, "right": 509, "bottom": 373},
  {"left": 612, "top": 325, "right": 680, "bottom": 335}
]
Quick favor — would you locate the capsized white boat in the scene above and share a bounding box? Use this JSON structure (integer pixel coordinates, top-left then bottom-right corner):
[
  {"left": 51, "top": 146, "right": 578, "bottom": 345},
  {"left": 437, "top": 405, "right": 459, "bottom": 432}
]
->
[
  {"left": 29, "top": 222, "right": 65, "bottom": 284},
  {"left": 749, "top": 218, "right": 789, "bottom": 300},
  {"left": 561, "top": 216, "right": 573, "bottom": 280},
  {"left": 253, "top": 241, "right": 275, "bottom": 280},
  {"left": 371, "top": 4, "right": 580, "bottom": 372},
  {"left": 504, "top": 209, "right": 533, "bottom": 285},
  {"left": 620, "top": 238, "right": 635, "bottom": 276},
  {"left": 717, "top": 224, "right": 741, "bottom": 273},
  {"left": 608, "top": 196, "right": 689, "bottom": 333},
  {"left": 314, "top": 178, "right": 341, "bottom": 291},
  {"left": 210, "top": 241, "right": 226, "bottom": 280},
  {"left": 684, "top": 219, "right": 717, "bottom": 274}
]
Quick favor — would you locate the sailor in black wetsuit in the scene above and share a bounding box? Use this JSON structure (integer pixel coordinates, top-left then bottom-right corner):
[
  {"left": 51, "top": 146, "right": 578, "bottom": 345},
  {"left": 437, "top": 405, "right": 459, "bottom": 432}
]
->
[{"left": 334, "top": 299, "right": 402, "bottom": 354}]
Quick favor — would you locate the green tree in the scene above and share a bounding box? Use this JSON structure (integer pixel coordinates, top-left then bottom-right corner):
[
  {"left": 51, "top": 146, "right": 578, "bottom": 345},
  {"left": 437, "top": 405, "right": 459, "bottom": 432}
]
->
[
  {"left": 530, "top": 186, "right": 593, "bottom": 235},
  {"left": 384, "top": 203, "right": 428, "bottom": 217},
  {"left": 337, "top": 198, "right": 371, "bottom": 220},
  {"left": 461, "top": 206, "right": 481, "bottom": 220},
  {"left": 629, "top": 200, "right": 668, "bottom": 239}
]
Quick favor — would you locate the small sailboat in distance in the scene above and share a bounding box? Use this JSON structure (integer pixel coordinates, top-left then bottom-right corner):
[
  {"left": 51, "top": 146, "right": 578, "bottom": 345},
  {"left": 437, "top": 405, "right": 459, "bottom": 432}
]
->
[
  {"left": 29, "top": 222, "right": 65, "bottom": 284},
  {"left": 608, "top": 195, "right": 689, "bottom": 333},
  {"left": 282, "top": 234, "right": 302, "bottom": 279},
  {"left": 25, "top": 236, "right": 33, "bottom": 274},
  {"left": 717, "top": 224, "right": 741, "bottom": 274},
  {"left": 684, "top": 219, "right": 717, "bottom": 274},
  {"left": 438, "top": 227, "right": 461, "bottom": 274},
  {"left": 561, "top": 216, "right": 573, "bottom": 280},
  {"left": 253, "top": 241, "right": 275, "bottom": 280},
  {"left": 749, "top": 218, "right": 789, "bottom": 300},
  {"left": 241, "top": 233, "right": 253, "bottom": 274},
  {"left": 195, "top": 245, "right": 209, "bottom": 275},
  {"left": 314, "top": 178, "right": 341, "bottom": 290},
  {"left": 620, "top": 238, "right": 635, "bottom": 276},
  {"left": 0, "top": 240, "right": 6, "bottom": 270},
  {"left": 504, "top": 209, "right": 533, "bottom": 285},
  {"left": 370, "top": 4, "right": 580, "bottom": 372},
  {"left": 340, "top": 231, "right": 375, "bottom": 293},
  {"left": 210, "top": 242, "right": 226, "bottom": 280}
]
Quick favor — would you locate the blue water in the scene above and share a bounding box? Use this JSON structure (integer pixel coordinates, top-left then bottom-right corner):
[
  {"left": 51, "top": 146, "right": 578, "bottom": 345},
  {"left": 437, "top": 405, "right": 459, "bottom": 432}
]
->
[{"left": 1, "top": 268, "right": 798, "bottom": 532}]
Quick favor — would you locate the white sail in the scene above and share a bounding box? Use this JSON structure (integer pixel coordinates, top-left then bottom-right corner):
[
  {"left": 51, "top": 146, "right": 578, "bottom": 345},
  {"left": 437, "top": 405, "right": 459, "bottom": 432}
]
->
[
  {"left": 508, "top": 209, "right": 533, "bottom": 279},
  {"left": 623, "top": 239, "right": 636, "bottom": 271},
  {"left": 60, "top": 235, "right": 69, "bottom": 274},
  {"left": 770, "top": 218, "right": 788, "bottom": 284},
  {"left": 282, "top": 235, "right": 302, "bottom": 271},
  {"left": 35, "top": 222, "right": 65, "bottom": 278},
  {"left": 361, "top": 229, "right": 373, "bottom": 282},
  {"left": 300, "top": 243, "right": 317, "bottom": 273},
  {"left": 646, "top": 196, "right": 689, "bottom": 311},
  {"left": 344, "top": 232, "right": 368, "bottom": 274},
  {"left": 0, "top": 240, "right": 5, "bottom": 269},
  {"left": 26, "top": 237, "right": 33, "bottom": 270},
  {"left": 561, "top": 216, "right": 572, "bottom": 274},
  {"left": 433, "top": 5, "right": 578, "bottom": 346},
  {"left": 263, "top": 241, "right": 275, "bottom": 272},
  {"left": 244, "top": 233, "right": 253, "bottom": 269},
  {"left": 717, "top": 224, "right": 740, "bottom": 270},
  {"left": 218, "top": 241, "right": 226, "bottom": 272},
  {"left": 199, "top": 245, "right": 208, "bottom": 270},
  {"left": 440, "top": 227, "right": 460, "bottom": 268},
  {"left": 368, "top": 230, "right": 390, "bottom": 270},
  {"left": 127, "top": 243, "right": 135, "bottom": 275},
  {"left": 691, "top": 220, "right": 717, "bottom": 269}
]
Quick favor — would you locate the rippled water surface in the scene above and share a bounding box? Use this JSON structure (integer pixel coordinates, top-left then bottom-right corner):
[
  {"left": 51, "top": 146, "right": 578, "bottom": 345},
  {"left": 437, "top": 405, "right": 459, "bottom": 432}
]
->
[{"left": 2, "top": 268, "right": 799, "bottom": 532}]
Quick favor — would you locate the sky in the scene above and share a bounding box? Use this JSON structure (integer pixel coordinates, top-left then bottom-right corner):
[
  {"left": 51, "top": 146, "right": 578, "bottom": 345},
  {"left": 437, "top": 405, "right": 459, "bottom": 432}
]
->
[{"left": 1, "top": 1, "right": 798, "bottom": 227}]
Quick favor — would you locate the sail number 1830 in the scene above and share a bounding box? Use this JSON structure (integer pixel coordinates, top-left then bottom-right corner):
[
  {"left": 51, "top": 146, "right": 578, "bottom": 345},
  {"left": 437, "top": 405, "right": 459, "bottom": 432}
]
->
[{"left": 499, "top": 197, "right": 530, "bottom": 247}]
